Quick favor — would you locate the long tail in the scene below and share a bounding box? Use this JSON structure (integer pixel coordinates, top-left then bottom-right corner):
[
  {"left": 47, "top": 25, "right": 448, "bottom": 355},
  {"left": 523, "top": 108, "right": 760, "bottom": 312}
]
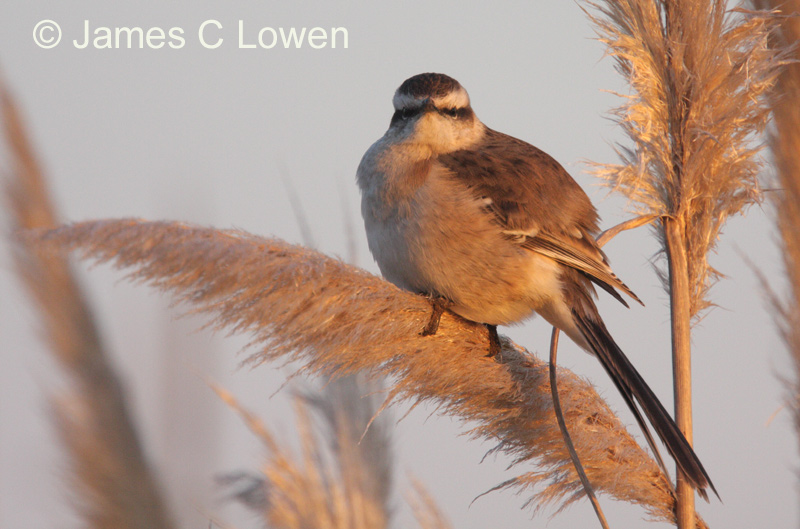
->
[{"left": 571, "top": 309, "right": 718, "bottom": 502}]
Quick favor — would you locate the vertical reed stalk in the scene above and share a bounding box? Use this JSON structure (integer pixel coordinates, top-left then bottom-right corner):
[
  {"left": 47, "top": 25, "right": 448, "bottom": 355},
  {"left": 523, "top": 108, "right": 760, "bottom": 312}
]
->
[
  {"left": 661, "top": 9, "right": 696, "bottom": 524},
  {"left": 664, "top": 218, "right": 694, "bottom": 529}
]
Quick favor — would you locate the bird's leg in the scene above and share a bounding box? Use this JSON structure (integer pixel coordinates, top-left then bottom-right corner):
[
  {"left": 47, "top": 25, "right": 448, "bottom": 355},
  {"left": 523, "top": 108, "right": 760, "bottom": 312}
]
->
[
  {"left": 486, "top": 324, "right": 501, "bottom": 357},
  {"left": 421, "top": 296, "right": 450, "bottom": 336}
]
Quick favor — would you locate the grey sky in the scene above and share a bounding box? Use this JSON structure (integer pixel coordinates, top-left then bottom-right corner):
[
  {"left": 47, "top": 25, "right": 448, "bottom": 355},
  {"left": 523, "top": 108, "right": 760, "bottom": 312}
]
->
[{"left": 0, "top": 2, "right": 796, "bottom": 528}]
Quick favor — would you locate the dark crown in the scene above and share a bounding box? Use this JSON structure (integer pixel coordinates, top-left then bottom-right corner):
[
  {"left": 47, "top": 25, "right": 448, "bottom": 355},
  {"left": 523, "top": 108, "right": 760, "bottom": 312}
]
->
[{"left": 397, "top": 73, "right": 463, "bottom": 99}]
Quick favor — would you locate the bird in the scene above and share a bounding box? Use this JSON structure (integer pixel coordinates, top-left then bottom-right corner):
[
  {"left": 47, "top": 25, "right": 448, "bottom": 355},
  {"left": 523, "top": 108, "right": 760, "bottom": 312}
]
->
[{"left": 356, "top": 72, "right": 717, "bottom": 501}]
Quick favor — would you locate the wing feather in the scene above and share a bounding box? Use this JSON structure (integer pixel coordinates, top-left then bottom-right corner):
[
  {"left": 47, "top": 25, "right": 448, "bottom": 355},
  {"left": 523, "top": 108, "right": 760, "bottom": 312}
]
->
[
  {"left": 439, "top": 127, "right": 642, "bottom": 306},
  {"left": 521, "top": 232, "right": 643, "bottom": 306}
]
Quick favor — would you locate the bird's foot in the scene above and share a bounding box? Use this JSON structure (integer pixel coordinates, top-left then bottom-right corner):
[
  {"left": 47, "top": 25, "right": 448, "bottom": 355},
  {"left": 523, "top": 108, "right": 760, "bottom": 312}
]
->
[{"left": 420, "top": 297, "right": 450, "bottom": 337}]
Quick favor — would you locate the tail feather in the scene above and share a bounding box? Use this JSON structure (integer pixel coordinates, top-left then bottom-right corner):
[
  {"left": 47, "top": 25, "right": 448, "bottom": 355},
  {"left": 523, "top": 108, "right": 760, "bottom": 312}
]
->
[
  {"left": 572, "top": 309, "right": 718, "bottom": 502},
  {"left": 576, "top": 316, "right": 672, "bottom": 484}
]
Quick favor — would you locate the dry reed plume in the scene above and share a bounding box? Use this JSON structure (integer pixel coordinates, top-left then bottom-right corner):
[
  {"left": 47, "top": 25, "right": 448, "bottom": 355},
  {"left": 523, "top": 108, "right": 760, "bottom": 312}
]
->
[
  {"left": 214, "top": 376, "right": 392, "bottom": 529},
  {"left": 588, "top": 0, "right": 780, "bottom": 319},
  {"left": 586, "top": 2, "right": 783, "bottom": 525},
  {"left": 1, "top": 84, "right": 174, "bottom": 529},
  {"left": 750, "top": 0, "right": 800, "bottom": 488},
  {"left": 29, "top": 217, "right": 707, "bottom": 524},
  {"left": 302, "top": 374, "right": 394, "bottom": 521}
]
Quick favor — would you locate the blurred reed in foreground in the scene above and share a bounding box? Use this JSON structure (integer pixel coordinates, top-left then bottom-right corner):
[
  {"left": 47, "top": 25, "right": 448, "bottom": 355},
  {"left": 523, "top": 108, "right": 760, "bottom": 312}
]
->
[
  {"left": 750, "top": 0, "right": 800, "bottom": 496},
  {"left": 2, "top": 82, "right": 174, "bottom": 529},
  {"left": 215, "top": 374, "right": 395, "bottom": 529}
]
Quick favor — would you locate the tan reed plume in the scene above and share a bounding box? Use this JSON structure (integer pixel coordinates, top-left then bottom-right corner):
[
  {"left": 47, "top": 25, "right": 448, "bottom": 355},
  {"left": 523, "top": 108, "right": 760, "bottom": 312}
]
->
[
  {"left": 2, "top": 82, "right": 174, "bottom": 529},
  {"left": 27, "top": 218, "right": 709, "bottom": 524},
  {"left": 214, "top": 374, "right": 393, "bottom": 529},
  {"left": 585, "top": 2, "right": 784, "bottom": 526},
  {"left": 587, "top": 0, "right": 780, "bottom": 318}
]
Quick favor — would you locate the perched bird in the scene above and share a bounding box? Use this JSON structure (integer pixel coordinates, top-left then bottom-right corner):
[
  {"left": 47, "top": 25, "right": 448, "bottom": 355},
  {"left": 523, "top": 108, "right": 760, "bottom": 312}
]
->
[{"left": 356, "top": 72, "right": 716, "bottom": 500}]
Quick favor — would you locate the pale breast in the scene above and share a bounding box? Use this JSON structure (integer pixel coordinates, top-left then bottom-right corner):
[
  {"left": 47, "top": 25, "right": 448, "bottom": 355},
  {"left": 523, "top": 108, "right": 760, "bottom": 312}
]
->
[{"left": 360, "top": 155, "right": 564, "bottom": 326}]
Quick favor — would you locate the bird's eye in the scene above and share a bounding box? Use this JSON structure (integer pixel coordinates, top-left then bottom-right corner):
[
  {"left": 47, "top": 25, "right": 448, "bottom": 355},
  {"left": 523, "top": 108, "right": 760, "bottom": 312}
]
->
[
  {"left": 443, "top": 108, "right": 460, "bottom": 118},
  {"left": 390, "top": 107, "right": 421, "bottom": 126}
]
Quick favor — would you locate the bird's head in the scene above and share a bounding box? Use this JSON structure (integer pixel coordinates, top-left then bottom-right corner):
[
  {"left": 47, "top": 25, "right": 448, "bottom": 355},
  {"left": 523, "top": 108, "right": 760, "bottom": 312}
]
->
[{"left": 388, "top": 73, "right": 484, "bottom": 154}]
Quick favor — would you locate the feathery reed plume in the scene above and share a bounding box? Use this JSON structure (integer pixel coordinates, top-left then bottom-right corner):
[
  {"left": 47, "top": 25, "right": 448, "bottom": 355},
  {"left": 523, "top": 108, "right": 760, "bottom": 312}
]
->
[
  {"left": 213, "top": 385, "right": 389, "bottom": 529},
  {"left": 29, "top": 218, "right": 710, "bottom": 524},
  {"left": 303, "top": 373, "right": 393, "bottom": 521},
  {"left": 750, "top": 0, "right": 800, "bottom": 486},
  {"left": 586, "top": 2, "right": 782, "bottom": 525},
  {"left": 1, "top": 84, "right": 174, "bottom": 529},
  {"left": 588, "top": 0, "right": 779, "bottom": 318}
]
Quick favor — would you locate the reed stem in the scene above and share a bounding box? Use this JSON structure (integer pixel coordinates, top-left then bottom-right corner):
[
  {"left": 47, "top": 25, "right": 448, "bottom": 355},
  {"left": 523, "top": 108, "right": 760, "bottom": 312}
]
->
[{"left": 664, "top": 217, "right": 695, "bottom": 529}]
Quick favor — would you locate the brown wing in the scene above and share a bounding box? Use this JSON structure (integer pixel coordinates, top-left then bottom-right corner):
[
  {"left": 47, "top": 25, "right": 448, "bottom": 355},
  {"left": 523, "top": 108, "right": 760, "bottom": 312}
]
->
[
  {"left": 522, "top": 228, "right": 643, "bottom": 307},
  {"left": 439, "top": 127, "right": 642, "bottom": 307}
]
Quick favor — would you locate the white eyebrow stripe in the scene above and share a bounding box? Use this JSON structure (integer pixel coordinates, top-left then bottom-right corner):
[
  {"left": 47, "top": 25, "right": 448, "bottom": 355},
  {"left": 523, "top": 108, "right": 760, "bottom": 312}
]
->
[
  {"left": 432, "top": 87, "right": 470, "bottom": 109},
  {"left": 392, "top": 87, "right": 471, "bottom": 111}
]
